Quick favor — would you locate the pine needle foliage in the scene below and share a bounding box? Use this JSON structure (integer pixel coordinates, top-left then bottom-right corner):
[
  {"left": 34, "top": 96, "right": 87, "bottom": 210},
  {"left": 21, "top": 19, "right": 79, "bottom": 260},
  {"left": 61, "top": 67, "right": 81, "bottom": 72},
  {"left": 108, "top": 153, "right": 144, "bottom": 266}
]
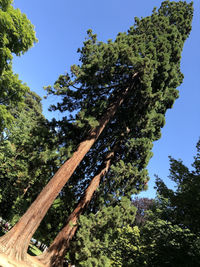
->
[{"left": 47, "top": 0, "right": 193, "bottom": 208}]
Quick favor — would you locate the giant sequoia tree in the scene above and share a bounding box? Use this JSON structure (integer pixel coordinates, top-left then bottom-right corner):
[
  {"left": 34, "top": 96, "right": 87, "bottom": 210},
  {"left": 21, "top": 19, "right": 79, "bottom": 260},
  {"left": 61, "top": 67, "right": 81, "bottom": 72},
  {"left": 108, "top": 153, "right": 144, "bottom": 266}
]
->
[
  {"left": 0, "top": 1, "right": 193, "bottom": 265},
  {"left": 36, "top": 2, "right": 193, "bottom": 266}
]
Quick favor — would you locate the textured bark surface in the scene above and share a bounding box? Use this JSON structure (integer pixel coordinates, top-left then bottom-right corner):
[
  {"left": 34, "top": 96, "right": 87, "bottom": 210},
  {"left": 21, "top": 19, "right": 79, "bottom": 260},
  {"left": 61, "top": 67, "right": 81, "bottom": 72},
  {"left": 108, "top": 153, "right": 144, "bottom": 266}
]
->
[
  {"left": 0, "top": 73, "right": 138, "bottom": 262},
  {"left": 0, "top": 253, "right": 46, "bottom": 267},
  {"left": 37, "top": 149, "right": 115, "bottom": 267}
]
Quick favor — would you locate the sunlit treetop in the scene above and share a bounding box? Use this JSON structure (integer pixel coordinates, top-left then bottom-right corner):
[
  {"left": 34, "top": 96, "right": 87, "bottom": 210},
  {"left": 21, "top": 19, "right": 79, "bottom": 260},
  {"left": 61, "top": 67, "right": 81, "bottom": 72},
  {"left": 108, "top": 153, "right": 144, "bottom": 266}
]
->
[
  {"left": 0, "top": 0, "right": 37, "bottom": 131},
  {"left": 45, "top": 1, "right": 193, "bottom": 203}
]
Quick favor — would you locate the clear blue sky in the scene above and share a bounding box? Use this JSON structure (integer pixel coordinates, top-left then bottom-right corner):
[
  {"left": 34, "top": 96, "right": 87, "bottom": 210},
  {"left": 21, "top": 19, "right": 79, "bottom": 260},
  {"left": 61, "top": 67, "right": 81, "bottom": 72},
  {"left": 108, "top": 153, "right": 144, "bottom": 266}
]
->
[{"left": 12, "top": 0, "right": 200, "bottom": 198}]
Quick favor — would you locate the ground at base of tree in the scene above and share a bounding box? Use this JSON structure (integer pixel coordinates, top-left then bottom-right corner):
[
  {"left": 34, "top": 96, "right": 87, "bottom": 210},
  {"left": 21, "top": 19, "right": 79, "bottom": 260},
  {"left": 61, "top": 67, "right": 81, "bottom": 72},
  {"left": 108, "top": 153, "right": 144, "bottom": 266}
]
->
[{"left": 0, "top": 254, "right": 46, "bottom": 267}]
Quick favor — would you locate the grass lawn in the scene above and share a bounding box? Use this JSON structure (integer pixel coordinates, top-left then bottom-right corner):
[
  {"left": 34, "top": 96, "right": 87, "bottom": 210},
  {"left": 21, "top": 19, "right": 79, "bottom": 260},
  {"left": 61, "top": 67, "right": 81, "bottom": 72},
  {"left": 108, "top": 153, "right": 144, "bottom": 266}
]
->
[{"left": 28, "top": 244, "right": 42, "bottom": 256}]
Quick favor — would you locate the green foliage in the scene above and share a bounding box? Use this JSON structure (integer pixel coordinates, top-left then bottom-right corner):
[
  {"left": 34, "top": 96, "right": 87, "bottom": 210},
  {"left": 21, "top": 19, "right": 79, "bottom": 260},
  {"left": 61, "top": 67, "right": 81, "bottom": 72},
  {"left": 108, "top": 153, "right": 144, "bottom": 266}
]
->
[
  {"left": 38, "top": 1, "right": 194, "bottom": 262},
  {"left": 0, "top": 0, "right": 37, "bottom": 131},
  {"left": 140, "top": 205, "right": 200, "bottom": 267},
  {"left": 0, "top": 92, "right": 58, "bottom": 227},
  {"left": 0, "top": 91, "right": 74, "bottom": 246},
  {"left": 67, "top": 140, "right": 200, "bottom": 266},
  {"left": 68, "top": 198, "right": 139, "bottom": 266},
  {"left": 0, "top": 0, "right": 37, "bottom": 66},
  {"left": 155, "top": 140, "right": 200, "bottom": 235},
  {"left": 136, "top": 138, "right": 200, "bottom": 266},
  {"left": 0, "top": 90, "right": 78, "bottom": 245},
  {"left": 0, "top": 1, "right": 194, "bottom": 263},
  {"left": 45, "top": 0, "right": 193, "bottom": 214},
  {"left": 110, "top": 225, "right": 143, "bottom": 267}
]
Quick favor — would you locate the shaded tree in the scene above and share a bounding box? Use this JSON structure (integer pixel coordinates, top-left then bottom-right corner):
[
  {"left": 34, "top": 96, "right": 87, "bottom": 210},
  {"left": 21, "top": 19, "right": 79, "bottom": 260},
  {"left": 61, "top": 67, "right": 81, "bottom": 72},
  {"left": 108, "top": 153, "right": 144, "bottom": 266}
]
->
[
  {"left": 140, "top": 199, "right": 200, "bottom": 267},
  {"left": 155, "top": 141, "right": 200, "bottom": 235},
  {"left": 134, "top": 139, "right": 200, "bottom": 266}
]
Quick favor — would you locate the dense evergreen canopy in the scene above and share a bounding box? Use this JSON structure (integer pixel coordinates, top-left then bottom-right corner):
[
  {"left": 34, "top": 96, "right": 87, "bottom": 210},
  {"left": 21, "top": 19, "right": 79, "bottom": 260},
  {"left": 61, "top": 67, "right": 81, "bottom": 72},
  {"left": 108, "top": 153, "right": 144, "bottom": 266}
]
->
[{"left": 43, "top": 0, "right": 193, "bottom": 218}]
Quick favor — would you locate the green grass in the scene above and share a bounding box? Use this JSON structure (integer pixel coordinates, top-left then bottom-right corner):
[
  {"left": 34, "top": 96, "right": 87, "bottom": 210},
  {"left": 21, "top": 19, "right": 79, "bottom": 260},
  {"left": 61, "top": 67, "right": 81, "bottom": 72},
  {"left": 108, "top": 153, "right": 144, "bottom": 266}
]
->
[{"left": 28, "top": 244, "right": 42, "bottom": 256}]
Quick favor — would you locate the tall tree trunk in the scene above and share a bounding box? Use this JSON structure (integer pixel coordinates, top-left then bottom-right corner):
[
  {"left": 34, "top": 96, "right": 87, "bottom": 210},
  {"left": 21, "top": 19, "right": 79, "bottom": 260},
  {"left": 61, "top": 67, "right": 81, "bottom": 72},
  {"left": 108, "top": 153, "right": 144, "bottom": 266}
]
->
[
  {"left": 0, "top": 73, "right": 138, "bottom": 262},
  {"left": 37, "top": 148, "right": 116, "bottom": 267}
]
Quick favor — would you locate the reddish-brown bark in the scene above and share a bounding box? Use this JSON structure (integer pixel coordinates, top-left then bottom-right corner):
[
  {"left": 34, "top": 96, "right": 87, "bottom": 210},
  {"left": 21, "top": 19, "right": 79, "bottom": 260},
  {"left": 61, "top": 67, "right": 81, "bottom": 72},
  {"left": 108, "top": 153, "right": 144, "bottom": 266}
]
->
[
  {"left": 37, "top": 149, "right": 115, "bottom": 267},
  {"left": 0, "top": 73, "right": 138, "bottom": 262}
]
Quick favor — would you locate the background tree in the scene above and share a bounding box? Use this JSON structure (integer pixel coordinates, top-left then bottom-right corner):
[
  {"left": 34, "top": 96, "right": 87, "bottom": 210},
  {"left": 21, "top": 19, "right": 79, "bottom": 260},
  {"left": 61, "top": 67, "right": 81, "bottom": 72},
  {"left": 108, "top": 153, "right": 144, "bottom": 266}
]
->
[
  {"left": 0, "top": 0, "right": 37, "bottom": 131},
  {"left": 130, "top": 139, "right": 200, "bottom": 267},
  {"left": 155, "top": 141, "right": 200, "bottom": 235},
  {"left": 132, "top": 197, "right": 154, "bottom": 227},
  {"left": 0, "top": 91, "right": 58, "bottom": 225}
]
